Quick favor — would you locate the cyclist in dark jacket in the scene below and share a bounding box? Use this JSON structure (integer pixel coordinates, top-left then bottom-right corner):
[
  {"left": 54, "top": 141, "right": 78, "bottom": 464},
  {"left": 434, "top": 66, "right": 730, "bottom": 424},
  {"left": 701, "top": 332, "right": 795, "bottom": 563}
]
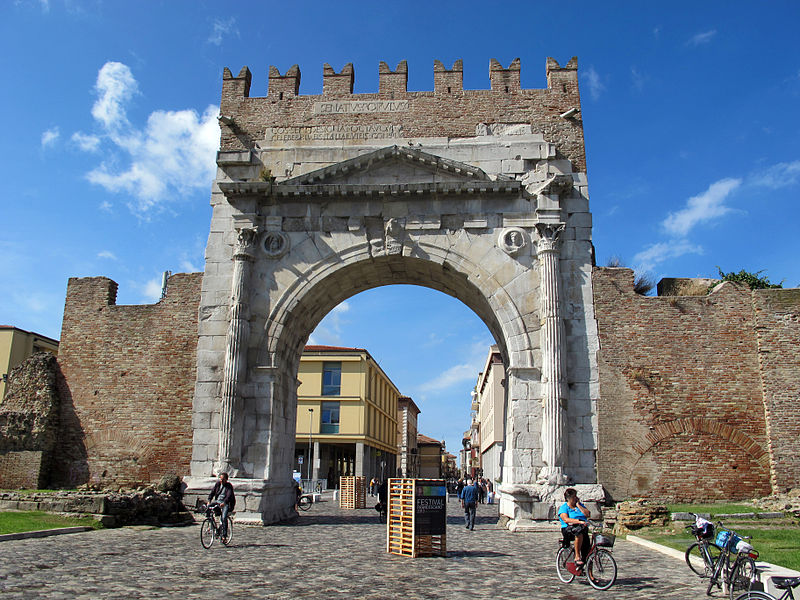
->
[{"left": 208, "top": 472, "right": 235, "bottom": 538}]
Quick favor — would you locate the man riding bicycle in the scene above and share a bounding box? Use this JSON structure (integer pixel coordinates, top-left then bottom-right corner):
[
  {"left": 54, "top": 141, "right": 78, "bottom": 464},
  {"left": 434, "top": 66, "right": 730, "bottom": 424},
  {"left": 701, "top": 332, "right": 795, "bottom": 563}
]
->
[
  {"left": 558, "top": 488, "right": 590, "bottom": 569},
  {"left": 208, "top": 472, "right": 235, "bottom": 538}
]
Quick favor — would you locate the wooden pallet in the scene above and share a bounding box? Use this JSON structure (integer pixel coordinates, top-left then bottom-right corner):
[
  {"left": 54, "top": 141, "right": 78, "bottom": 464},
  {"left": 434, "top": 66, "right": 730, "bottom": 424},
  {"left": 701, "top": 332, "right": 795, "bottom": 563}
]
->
[
  {"left": 386, "top": 478, "right": 446, "bottom": 557},
  {"left": 339, "top": 476, "right": 366, "bottom": 509}
]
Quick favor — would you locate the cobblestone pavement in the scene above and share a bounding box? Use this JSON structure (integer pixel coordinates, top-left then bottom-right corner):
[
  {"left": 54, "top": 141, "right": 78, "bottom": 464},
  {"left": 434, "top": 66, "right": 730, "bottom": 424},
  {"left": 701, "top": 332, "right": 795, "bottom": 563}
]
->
[{"left": 0, "top": 497, "right": 715, "bottom": 599}]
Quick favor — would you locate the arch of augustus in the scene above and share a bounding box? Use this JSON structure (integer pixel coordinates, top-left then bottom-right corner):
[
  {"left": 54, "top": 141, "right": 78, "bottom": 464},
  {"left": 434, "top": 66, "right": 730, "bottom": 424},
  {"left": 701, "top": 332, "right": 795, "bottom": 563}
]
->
[{"left": 181, "top": 57, "right": 603, "bottom": 527}]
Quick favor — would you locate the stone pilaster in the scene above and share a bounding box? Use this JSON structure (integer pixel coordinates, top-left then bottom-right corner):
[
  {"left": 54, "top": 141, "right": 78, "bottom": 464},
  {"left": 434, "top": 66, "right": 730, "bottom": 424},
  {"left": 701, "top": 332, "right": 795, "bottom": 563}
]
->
[
  {"left": 536, "top": 222, "right": 568, "bottom": 485},
  {"left": 218, "top": 227, "right": 257, "bottom": 475}
]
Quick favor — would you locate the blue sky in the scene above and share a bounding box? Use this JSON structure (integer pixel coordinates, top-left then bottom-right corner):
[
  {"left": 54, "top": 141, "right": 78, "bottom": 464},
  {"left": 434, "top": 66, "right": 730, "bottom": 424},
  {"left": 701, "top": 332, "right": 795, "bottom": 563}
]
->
[{"left": 2, "top": 1, "right": 799, "bottom": 454}]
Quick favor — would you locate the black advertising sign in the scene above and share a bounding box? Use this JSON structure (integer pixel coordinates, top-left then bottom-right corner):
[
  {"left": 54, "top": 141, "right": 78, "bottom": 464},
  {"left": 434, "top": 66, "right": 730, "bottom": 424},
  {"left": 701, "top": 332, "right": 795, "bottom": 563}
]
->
[{"left": 414, "top": 481, "right": 447, "bottom": 535}]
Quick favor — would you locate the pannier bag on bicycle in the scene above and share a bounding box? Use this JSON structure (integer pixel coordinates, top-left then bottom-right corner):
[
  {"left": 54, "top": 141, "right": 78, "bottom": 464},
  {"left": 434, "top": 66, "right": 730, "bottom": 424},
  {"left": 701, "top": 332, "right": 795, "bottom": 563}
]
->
[
  {"left": 735, "top": 540, "right": 757, "bottom": 557},
  {"left": 691, "top": 516, "right": 715, "bottom": 539},
  {"left": 715, "top": 530, "right": 742, "bottom": 551}
]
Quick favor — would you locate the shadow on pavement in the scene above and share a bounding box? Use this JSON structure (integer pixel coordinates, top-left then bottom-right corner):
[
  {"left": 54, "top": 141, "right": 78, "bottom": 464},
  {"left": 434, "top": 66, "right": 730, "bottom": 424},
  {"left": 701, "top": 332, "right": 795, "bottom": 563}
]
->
[{"left": 448, "top": 550, "right": 511, "bottom": 558}]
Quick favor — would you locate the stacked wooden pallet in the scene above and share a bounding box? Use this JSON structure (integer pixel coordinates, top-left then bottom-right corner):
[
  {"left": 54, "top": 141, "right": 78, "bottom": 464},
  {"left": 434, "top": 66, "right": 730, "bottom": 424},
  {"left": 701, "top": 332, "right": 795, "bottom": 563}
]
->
[
  {"left": 339, "top": 476, "right": 366, "bottom": 509},
  {"left": 387, "top": 478, "right": 447, "bottom": 557},
  {"left": 387, "top": 478, "right": 415, "bottom": 556}
]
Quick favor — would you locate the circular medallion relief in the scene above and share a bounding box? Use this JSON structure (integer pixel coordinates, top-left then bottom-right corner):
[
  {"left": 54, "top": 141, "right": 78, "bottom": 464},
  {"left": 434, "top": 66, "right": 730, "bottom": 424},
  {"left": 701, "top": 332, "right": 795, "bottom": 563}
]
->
[
  {"left": 261, "top": 231, "right": 289, "bottom": 258},
  {"left": 498, "top": 227, "right": 528, "bottom": 256}
]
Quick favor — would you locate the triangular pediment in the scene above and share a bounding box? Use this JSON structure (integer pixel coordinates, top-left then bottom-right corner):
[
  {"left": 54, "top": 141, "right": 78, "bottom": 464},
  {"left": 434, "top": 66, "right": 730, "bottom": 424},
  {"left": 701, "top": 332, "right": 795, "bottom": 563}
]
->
[
  {"left": 280, "top": 146, "right": 510, "bottom": 187},
  {"left": 218, "top": 146, "right": 522, "bottom": 199}
]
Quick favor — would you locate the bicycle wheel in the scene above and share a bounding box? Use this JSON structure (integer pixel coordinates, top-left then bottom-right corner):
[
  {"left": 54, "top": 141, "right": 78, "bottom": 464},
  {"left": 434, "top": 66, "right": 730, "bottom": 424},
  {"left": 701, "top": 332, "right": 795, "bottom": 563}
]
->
[
  {"left": 686, "top": 542, "right": 722, "bottom": 578},
  {"left": 221, "top": 516, "right": 233, "bottom": 546},
  {"left": 732, "top": 593, "right": 775, "bottom": 600},
  {"left": 587, "top": 549, "right": 617, "bottom": 590},
  {"left": 200, "top": 518, "right": 215, "bottom": 549},
  {"left": 298, "top": 495, "right": 312, "bottom": 511},
  {"left": 556, "top": 547, "right": 576, "bottom": 583},
  {"left": 728, "top": 556, "right": 757, "bottom": 600}
]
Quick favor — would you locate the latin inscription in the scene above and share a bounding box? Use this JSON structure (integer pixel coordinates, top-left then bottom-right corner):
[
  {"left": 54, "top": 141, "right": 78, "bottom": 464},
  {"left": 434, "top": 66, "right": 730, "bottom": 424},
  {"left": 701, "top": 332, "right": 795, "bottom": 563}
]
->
[
  {"left": 313, "top": 99, "right": 409, "bottom": 115},
  {"left": 264, "top": 124, "right": 403, "bottom": 142}
]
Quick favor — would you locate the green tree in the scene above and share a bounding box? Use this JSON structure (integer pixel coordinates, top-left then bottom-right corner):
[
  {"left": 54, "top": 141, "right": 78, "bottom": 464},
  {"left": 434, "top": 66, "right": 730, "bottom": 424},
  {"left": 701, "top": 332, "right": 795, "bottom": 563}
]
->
[{"left": 714, "top": 267, "right": 783, "bottom": 290}]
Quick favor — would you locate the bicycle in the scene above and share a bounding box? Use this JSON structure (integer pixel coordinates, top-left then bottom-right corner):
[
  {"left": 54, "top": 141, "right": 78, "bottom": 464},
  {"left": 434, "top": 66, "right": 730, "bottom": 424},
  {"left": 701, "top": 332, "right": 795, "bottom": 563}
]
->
[
  {"left": 556, "top": 521, "right": 618, "bottom": 591},
  {"left": 685, "top": 512, "right": 722, "bottom": 578},
  {"left": 198, "top": 502, "right": 233, "bottom": 549},
  {"left": 733, "top": 576, "right": 800, "bottom": 600},
  {"left": 297, "top": 493, "right": 313, "bottom": 511},
  {"left": 706, "top": 522, "right": 760, "bottom": 599}
]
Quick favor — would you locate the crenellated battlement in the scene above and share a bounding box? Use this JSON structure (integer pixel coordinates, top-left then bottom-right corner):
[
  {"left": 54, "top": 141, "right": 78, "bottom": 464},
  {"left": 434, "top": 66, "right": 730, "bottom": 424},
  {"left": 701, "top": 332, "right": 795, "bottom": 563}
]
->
[
  {"left": 222, "top": 57, "right": 578, "bottom": 100},
  {"left": 218, "top": 56, "right": 586, "bottom": 170}
]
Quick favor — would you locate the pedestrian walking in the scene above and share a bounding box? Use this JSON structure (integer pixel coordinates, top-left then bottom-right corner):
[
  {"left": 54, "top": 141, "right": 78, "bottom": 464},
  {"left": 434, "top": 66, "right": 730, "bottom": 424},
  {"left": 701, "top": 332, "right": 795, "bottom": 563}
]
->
[{"left": 459, "top": 478, "right": 479, "bottom": 530}]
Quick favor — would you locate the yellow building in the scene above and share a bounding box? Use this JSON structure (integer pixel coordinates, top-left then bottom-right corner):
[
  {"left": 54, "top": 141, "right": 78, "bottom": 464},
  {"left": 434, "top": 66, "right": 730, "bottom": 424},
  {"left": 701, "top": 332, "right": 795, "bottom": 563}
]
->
[
  {"left": 296, "top": 346, "right": 399, "bottom": 488},
  {"left": 0, "top": 326, "right": 59, "bottom": 398}
]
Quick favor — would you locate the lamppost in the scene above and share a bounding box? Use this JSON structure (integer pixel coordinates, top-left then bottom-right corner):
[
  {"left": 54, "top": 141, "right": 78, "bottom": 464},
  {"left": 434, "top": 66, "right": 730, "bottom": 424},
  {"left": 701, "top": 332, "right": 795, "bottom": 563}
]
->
[{"left": 307, "top": 408, "right": 314, "bottom": 482}]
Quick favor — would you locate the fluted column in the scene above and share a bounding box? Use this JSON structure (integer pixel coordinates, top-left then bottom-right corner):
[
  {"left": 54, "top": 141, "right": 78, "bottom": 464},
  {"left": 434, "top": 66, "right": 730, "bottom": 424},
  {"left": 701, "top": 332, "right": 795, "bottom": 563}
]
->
[
  {"left": 536, "top": 222, "right": 568, "bottom": 485},
  {"left": 218, "top": 227, "right": 257, "bottom": 475}
]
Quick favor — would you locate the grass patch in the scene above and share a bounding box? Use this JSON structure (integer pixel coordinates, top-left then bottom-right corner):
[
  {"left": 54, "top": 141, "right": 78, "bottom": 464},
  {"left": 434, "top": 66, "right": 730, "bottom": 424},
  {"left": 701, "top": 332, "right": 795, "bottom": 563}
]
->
[
  {"left": 0, "top": 511, "right": 103, "bottom": 535},
  {"left": 636, "top": 523, "right": 800, "bottom": 571}
]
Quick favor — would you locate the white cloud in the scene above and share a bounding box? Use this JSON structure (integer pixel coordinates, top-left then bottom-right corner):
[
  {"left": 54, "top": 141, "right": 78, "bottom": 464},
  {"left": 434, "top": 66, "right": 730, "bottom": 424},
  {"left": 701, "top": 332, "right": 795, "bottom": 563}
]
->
[
  {"left": 208, "top": 17, "right": 238, "bottom": 46},
  {"left": 687, "top": 30, "right": 717, "bottom": 46},
  {"left": 179, "top": 259, "right": 201, "bottom": 272},
  {"left": 633, "top": 240, "right": 703, "bottom": 272},
  {"left": 416, "top": 336, "right": 492, "bottom": 394},
  {"left": 749, "top": 160, "right": 800, "bottom": 189},
  {"left": 41, "top": 127, "right": 59, "bottom": 148},
  {"left": 99, "top": 200, "right": 113, "bottom": 212},
  {"left": 581, "top": 66, "right": 605, "bottom": 100},
  {"left": 417, "top": 362, "right": 477, "bottom": 393},
  {"left": 71, "top": 131, "right": 100, "bottom": 152},
  {"left": 97, "top": 250, "right": 117, "bottom": 260},
  {"left": 308, "top": 302, "right": 352, "bottom": 345},
  {"left": 662, "top": 178, "right": 741, "bottom": 237},
  {"left": 91, "top": 61, "right": 138, "bottom": 135},
  {"left": 81, "top": 61, "right": 220, "bottom": 215},
  {"left": 142, "top": 277, "right": 162, "bottom": 302}
]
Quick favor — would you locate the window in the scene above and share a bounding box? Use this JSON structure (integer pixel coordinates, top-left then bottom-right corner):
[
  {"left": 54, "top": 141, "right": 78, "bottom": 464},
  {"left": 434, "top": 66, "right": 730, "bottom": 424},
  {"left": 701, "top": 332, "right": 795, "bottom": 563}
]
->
[
  {"left": 322, "top": 362, "right": 341, "bottom": 396},
  {"left": 321, "top": 401, "right": 340, "bottom": 434}
]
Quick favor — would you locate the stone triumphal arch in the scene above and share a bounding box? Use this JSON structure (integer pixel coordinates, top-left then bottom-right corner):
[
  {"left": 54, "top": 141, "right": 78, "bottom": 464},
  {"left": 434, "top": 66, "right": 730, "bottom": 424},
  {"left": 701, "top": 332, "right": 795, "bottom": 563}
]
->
[{"left": 183, "top": 57, "right": 601, "bottom": 527}]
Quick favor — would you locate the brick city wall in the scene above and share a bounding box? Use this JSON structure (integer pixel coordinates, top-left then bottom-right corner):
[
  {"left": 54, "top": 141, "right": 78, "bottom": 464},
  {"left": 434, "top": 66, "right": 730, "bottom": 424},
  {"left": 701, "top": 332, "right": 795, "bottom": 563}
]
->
[
  {"left": 54, "top": 273, "right": 202, "bottom": 489},
  {"left": 752, "top": 289, "right": 800, "bottom": 491},
  {"left": 0, "top": 352, "right": 60, "bottom": 488},
  {"left": 218, "top": 57, "right": 587, "bottom": 171},
  {"left": 593, "top": 267, "right": 800, "bottom": 501}
]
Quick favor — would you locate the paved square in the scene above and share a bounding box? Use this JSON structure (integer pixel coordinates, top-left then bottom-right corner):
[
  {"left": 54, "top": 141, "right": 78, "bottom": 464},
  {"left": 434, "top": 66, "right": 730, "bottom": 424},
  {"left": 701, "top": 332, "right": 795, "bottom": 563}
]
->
[{"left": 0, "top": 499, "right": 711, "bottom": 599}]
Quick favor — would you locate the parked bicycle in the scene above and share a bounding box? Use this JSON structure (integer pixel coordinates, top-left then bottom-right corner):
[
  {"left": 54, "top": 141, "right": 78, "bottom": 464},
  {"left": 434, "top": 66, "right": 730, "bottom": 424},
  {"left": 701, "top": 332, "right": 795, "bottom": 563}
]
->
[
  {"left": 685, "top": 512, "right": 722, "bottom": 578},
  {"left": 706, "top": 521, "right": 760, "bottom": 599},
  {"left": 733, "top": 576, "right": 800, "bottom": 600},
  {"left": 198, "top": 502, "right": 233, "bottom": 548},
  {"left": 556, "top": 521, "right": 618, "bottom": 591},
  {"left": 297, "top": 493, "right": 313, "bottom": 511}
]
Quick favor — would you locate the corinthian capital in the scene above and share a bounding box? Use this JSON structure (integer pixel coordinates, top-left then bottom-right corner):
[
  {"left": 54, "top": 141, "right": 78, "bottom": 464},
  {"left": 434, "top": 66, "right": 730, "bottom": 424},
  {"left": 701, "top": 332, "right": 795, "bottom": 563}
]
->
[
  {"left": 535, "top": 223, "right": 565, "bottom": 253},
  {"left": 234, "top": 227, "right": 258, "bottom": 260}
]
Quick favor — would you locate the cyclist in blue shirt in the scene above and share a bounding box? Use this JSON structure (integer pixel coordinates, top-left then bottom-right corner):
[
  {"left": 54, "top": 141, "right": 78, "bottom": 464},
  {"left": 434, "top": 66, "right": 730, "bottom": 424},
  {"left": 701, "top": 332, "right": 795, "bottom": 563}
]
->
[{"left": 558, "top": 487, "right": 590, "bottom": 567}]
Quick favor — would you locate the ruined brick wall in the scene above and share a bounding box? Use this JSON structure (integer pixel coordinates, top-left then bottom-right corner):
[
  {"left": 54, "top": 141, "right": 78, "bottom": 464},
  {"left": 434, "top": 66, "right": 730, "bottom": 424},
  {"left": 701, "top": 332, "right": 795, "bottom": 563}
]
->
[
  {"left": 593, "top": 268, "right": 775, "bottom": 502},
  {"left": 54, "top": 273, "right": 202, "bottom": 489},
  {"left": 0, "top": 352, "right": 60, "bottom": 488},
  {"left": 752, "top": 289, "right": 800, "bottom": 492},
  {"left": 218, "top": 57, "right": 586, "bottom": 171}
]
